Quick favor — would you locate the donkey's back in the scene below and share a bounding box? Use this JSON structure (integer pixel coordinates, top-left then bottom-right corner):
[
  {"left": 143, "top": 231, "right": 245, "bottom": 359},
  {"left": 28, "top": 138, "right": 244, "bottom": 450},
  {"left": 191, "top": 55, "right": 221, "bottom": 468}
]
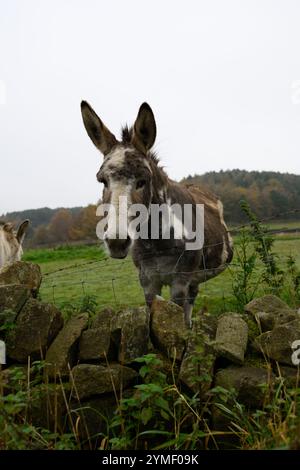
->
[
  {"left": 185, "top": 182, "right": 233, "bottom": 279},
  {"left": 132, "top": 179, "right": 233, "bottom": 325}
]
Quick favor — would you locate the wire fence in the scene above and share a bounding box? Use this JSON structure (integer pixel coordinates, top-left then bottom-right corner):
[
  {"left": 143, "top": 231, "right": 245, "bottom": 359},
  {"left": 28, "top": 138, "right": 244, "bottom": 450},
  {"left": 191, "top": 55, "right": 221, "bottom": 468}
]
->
[{"left": 36, "top": 209, "right": 300, "bottom": 308}]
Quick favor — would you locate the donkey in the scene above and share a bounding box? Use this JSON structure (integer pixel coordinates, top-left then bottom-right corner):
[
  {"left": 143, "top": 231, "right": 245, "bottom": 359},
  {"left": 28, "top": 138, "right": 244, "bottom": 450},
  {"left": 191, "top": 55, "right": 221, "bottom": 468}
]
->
[
  {"left": 0, "top": 220, "right": 29, "bottom": 269},
  {"left": 81, "top": 101, "right": 233, "bottom": 326}
]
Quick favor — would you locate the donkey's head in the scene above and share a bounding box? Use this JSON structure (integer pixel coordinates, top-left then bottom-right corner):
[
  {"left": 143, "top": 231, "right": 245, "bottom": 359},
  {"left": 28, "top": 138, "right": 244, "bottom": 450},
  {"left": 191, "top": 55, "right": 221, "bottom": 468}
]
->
[
  {"left": 81, "top": 101, "right": 158, "bottom": 258},
  {"left": 0, "top": 220, "right": 30, "bottom": 268}
]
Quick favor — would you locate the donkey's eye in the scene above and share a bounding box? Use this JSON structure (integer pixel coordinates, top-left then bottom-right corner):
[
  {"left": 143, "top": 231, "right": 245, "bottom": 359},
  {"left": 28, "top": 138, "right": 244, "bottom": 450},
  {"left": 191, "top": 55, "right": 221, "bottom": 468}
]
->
[{"left": 136, "top": 179, "right": 146, "bottom": 190}]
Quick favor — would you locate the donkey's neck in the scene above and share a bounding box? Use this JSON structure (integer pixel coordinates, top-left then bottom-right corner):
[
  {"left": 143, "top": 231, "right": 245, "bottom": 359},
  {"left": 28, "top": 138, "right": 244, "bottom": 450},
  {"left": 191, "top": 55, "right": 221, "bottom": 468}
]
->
[
  {"left": 149, "top": 158, "right": 194, "bottom": 207},
  {"left": 133, "top": 159, "right": 196, "bottom": 260},
  {"left": 148, "top": 158, "right": 169, "bottom": 204}
]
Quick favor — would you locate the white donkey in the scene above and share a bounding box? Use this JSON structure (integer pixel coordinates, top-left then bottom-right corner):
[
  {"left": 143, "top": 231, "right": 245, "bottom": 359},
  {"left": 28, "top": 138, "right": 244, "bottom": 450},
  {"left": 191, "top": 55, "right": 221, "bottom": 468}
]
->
[{"left": 0, "top": 220, "right": 29, "bottom": 269}]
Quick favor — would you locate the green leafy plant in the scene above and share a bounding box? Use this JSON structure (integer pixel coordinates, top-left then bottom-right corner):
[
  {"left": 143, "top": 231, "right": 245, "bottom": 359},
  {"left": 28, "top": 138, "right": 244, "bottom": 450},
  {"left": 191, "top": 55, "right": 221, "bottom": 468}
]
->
[
  {"left": 240, "top": 200, "right": 284, "bottom": 293},
  {"left": 285, "top": 254, "right": 300, "bottom": 304},
  {"left": 211, "top": 372, "right": 300, "bottom": 450},
  {"left": 0, "top": 309, "right": 17, "bottom": 334},
  {"left": 107, "top": 353, "right": 215, "bottom": 450},
  {"left": 0, "top": 362, "right": 78, "bottom": 450},
  {"left": 59, "top": 294, "right": 98, "bottom": 320},
  {"left": 230, "top": 227, "right": 260, "bottom": 310}
]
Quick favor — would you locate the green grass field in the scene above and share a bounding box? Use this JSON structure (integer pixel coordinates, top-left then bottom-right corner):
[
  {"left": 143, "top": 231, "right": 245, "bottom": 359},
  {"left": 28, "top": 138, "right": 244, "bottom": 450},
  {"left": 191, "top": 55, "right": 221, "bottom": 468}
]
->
[
  {"left": 23, "top": 226, "right": 300, "bottom": 316},
  {"left": 230, "top": 219, "right": 300, "bottom": 231}
]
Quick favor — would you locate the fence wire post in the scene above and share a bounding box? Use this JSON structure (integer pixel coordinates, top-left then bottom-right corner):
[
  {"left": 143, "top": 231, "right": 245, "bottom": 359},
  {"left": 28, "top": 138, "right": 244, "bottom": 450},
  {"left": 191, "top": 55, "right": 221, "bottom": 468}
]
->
[
  {"left": 81, "top": 280, "right": 86, "bottom": 296},
  {"left": 52, "top": 285, "right": 56, "bottom": 304},
  {"left": 111, "top": 278, "right": 117, "bottom": 304}
]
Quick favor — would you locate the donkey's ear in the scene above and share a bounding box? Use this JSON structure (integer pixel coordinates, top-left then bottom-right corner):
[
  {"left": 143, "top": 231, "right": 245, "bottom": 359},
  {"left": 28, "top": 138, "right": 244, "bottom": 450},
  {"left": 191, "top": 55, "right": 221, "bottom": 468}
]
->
[
  {"left": 132, "top": 103, "right": 156, "bottom": 153},
  {"left": 17, "top": 220, "right": 29, "bottom": 244},
  {"left": 81, "top": 101, "right": 117, "bottom": 156}
]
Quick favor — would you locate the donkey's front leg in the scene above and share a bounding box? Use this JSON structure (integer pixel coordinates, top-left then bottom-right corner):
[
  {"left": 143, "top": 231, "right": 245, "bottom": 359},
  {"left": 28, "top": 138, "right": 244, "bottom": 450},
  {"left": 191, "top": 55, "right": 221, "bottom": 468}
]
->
[
  {"left": 170, "top": 280, "right": 191, "bottom": 327},
  {"left": 139, "top": 272, "right": 162, "bottom": 308}
]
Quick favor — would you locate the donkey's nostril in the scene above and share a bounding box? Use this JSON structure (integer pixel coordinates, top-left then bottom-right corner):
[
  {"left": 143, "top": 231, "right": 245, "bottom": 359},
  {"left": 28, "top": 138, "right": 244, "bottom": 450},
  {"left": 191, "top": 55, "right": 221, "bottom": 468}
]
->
[{"left": 105, "top": 235, "right": 131, "bottom": 259}]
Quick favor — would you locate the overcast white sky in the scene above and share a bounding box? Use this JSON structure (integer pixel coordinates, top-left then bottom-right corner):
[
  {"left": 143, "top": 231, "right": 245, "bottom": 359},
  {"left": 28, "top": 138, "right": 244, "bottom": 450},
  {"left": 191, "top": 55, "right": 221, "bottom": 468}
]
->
[{"left": 1, "top": 0, "right": 300, "bottom": 213}]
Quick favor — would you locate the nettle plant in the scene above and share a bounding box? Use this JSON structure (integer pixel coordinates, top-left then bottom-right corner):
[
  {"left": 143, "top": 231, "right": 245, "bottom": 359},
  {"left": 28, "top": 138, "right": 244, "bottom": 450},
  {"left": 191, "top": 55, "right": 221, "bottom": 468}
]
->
[
  {"left": 230, "top": 227, "right": 261, "bottom": 311},
  {"left": 107, "top": 353, "right": 212, "bottom": 450},
  {"left": 240, "top": 201, "right": 284, "bottom": 293},
  {"left": 231, "top": 201, "right": 300, "bottom": 309}
]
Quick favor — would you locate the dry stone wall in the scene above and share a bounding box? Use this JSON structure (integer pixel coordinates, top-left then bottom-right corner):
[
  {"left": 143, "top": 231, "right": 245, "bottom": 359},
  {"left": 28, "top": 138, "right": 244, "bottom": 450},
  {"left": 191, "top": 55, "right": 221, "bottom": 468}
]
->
[{"left": 1, "top": 262, "right": 300, "bottom": 446}]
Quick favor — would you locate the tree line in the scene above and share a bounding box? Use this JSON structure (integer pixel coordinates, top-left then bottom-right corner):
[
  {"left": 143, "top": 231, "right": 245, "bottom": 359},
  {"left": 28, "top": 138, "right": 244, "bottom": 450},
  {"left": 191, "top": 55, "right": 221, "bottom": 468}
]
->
[
  {"left": 183, "top": 169, "right": 300, "bottom": 223},
  {"left": 1, "top": 170, "right": 300, "bottom": 247},
  {"left": 0, "top": 205, "right": 99, "bottom": 247}
]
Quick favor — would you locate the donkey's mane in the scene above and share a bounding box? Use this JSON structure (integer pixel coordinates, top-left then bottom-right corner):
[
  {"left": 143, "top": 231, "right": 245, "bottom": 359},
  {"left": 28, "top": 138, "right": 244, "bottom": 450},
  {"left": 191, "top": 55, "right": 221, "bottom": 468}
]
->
[
  {"left": 0, "top": 221, "right": 14, "bottom": 233},
  {"left": 121, "top": 125, "right": 160, "bottom": 166},
  {"left": 121, "top": 125, "right": 132, "bottom": 145}
]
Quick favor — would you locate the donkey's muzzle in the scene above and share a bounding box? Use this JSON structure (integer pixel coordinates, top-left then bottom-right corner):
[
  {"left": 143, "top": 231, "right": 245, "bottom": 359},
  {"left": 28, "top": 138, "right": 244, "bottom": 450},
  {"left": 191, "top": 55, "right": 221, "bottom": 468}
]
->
[{"left": 105, "top": 236, "right": 131, "bottom": 259}]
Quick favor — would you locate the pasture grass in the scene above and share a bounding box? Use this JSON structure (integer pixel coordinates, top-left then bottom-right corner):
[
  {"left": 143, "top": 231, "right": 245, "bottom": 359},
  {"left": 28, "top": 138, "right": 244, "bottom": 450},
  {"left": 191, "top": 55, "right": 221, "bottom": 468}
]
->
[
  {"left": 24, "top": 244, "right": 104, "bottom": 263},
  {"left": 230, "top": 219, "right": 300, "bottom": 231},
  {"left": 23, "top": 232, "right": 300, "bottom": 316}
]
